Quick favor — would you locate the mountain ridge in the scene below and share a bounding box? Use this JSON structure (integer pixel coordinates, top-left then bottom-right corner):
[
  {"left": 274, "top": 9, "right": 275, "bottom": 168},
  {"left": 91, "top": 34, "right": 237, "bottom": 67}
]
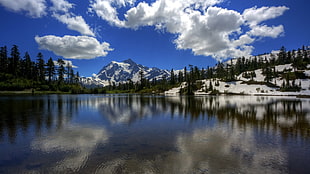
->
[{"left": 80, "top": 59, "right": 170, "bottom": 87}]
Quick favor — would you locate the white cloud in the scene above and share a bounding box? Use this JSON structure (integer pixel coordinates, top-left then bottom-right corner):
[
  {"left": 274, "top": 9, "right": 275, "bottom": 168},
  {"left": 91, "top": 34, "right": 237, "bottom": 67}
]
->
[
  {"left": 173, "top": 6, "right": 245, "bottom": 59},
  {"left": 90, "top": 0, "right": 288, "bottom": 60},
  {"left": 53, "top": 13, "right": 95, "bottom": 36},
  {"left": 0, "top": 0, "right": 95, "bottom": 36},
  {"left": 32, "top": 125, "right": 109, "bottom": 173},
  {"left": 0, "top": 0, "right": 47, "bottom": 18},
  {"left": 35, "top": 35, "right": 113, "bottom": 59},
  {"left": 50, "top": 0, "right": 95, "bottom": 36},
  {"left": 248, "top": 25, "right": 284, "bottom": 38},
  {"left": 88, "top": 0, "right": 134, "bottom": 27},
  {"left": 50, "top": 0, "right": 73, "bottom": 13},
  {"left": 243, "top": 6, "right": 289, "bottom": 26}
]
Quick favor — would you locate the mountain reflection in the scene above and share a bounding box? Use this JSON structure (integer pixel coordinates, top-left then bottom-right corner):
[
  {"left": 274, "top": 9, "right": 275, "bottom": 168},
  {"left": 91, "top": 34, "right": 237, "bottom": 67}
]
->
[
  {"left": 0, "top": 95, "right": 310, "bottom": 143},
  {"left": 96, "top": 95, "right": 310, "bottom": 138}
]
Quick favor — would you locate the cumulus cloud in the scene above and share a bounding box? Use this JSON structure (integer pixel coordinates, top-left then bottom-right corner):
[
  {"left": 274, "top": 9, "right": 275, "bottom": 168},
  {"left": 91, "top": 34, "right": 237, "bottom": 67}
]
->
[
  {"left": 50, "top": 0, "right": 95, "bottom": 36},
  {"left": 35, "top": 35, "right": 113, "bottom": 59},
  {"left": 89, "top": 0, "right": 288, "bottom": 60},
  {"left": 0, "top": 0, "right": 47, "bottom": 18},
  {"left": 243, "top": 6, "right": 289, "bottom": 26},
  {"left": 248, "top": 25, "right": 284, "bottom": 38},
  {"left": 88, "top": 0, "right": 137, "bottom": 27},
  {"left": 53, "top": 13, "right": 95, "bottom": 36}
]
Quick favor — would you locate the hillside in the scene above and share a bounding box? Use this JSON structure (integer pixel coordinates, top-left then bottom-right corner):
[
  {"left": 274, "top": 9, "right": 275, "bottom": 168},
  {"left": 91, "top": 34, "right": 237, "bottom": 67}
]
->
[
  {"left": 79, "top": 46, "right": 310, "bottom": 96},
  {"left": 165, "top": 46, "right": 310, "bottom": 96}
]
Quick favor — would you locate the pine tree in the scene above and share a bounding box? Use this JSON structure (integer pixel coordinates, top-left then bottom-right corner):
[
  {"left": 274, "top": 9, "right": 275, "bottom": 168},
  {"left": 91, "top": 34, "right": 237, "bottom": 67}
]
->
[
  {"left": 0, "top": 46, "right": 8, "bottom": 73},
  {"left": 209, "top": 80, "right": 213, "bottom": 91},
  {"left": 216, "top": 62, "right": 225, "bottom": 79},
  {"left": 75, "top": 71, "right": 80, "bottom": 83},
  {"left": 23, "top": 52, "right": 32, "bottom": 79},
  {"left": 139, "top": 70, "right": 145, "bottom": 89},
  {"left": 57, "top": 58, "right": 66, "bottom": 83},
  {"left": 170, "top": 69, "right": 175, "bottom": 85},
  {"left": 66, "top": 62, "right": 72, "bottom": 83},
  {"left": 277, "top": 46, "right": 287, "bottom": 64},
  {"left": 46, "top": 57, "right": 55, "bottom": 82},
  {"left": 69, "top": 68, "right": 74, "bottom": 83},
  {"left": 10, "top": 45, "right": 20, "bottom": 76},
  {"left": 36, "top": 52, "right": 45, "bottom": 81},
  {"left": 178, "top": 70, "right": 183, "bottom": 83},
  {"left": 183, "top": 67, "right": 187, "bottom": 82}
]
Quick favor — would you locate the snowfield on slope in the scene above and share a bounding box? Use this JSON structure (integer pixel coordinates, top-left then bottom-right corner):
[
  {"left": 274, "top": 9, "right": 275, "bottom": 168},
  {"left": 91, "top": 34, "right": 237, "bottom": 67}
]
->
[{"left": 166, "top": 63, "right": 310, "bottom": 96}]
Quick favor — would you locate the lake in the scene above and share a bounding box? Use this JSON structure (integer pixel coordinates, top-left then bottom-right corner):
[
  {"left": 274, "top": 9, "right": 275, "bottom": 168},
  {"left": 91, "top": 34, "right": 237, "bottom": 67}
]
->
[{"left": 0, "top": 94, "right": 310, "bottom": 174}]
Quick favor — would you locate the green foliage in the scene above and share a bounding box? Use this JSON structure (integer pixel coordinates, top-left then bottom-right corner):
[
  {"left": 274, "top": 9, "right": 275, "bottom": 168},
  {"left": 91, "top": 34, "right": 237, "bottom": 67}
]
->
[{"left": 0, "top": 44, "right": 89, "bottom": 94}]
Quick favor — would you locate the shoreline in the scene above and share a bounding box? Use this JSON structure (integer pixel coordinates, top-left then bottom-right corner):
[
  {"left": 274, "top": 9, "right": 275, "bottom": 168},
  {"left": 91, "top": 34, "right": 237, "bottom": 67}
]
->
[{"left": 1, "top": 89, "right": 310, "bottom": 98}]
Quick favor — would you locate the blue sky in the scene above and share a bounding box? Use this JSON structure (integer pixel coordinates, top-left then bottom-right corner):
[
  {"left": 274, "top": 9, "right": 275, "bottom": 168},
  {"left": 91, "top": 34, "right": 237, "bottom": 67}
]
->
[{"left": 0, "top": 0, "right": 309, "bottom": 77}]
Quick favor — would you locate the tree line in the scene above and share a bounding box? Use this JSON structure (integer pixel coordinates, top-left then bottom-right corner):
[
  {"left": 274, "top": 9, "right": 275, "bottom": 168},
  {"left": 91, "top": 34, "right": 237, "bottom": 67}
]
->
[
  {"left": 0, "top": 44, "right": 84, "bottom": 93},
  {"left": 109, "top": 45, "right": 310, "bottom": 94},
  {"left": 1, "top": 44, "right": 308, "bottom": 94}
]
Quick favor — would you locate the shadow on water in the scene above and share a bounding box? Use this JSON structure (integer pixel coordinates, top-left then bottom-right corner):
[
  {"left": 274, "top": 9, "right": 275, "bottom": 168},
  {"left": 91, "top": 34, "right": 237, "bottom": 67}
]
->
[{"left": 0, "top": 94, "right": 310, "bottom": 173}]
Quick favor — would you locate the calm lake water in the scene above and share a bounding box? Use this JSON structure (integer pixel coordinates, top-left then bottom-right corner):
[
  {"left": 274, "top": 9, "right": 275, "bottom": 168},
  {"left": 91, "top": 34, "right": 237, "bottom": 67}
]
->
[{"left": 0, "top": 94, "right": 310, "bottom": 174}]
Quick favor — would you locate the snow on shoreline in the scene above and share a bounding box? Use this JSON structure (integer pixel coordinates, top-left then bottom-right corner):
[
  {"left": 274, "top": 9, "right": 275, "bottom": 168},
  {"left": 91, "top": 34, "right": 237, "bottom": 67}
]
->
[{"left": 165, "top": 63, "right": 310, "bottom": 97}]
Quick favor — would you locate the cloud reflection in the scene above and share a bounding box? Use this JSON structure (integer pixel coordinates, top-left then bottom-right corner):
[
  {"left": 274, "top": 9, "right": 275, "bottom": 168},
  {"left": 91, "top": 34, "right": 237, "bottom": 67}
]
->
[
  {"left": 94, "top": 125, "right": 287, "bottom": 174},
  {"left": 31, "top": 125, "right": 109, "bottom": 173}
]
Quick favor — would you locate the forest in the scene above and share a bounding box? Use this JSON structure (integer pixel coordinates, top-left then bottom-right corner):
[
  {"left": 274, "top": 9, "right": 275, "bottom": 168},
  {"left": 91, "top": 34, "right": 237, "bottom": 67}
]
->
[
  {"left": 0, "top": 45, "right": 85, "bottom": 93},
  {"left": 0, "top": 44, "right": 309, "bottom": 94}
]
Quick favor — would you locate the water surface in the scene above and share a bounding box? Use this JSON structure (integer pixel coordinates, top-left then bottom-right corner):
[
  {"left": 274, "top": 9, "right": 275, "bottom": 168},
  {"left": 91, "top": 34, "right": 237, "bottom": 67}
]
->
[{"left": 0, "top": 94, "right": 310, "bottom": 173}]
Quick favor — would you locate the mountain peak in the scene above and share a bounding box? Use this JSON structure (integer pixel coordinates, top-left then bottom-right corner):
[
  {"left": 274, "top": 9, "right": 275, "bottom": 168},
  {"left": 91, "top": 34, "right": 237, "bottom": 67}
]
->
[
  {"left": 123, "top": 59, "right": 136, "bottom": 64},
  {"left": 94, "top": 59, "right": 170, "bottom": 83}
]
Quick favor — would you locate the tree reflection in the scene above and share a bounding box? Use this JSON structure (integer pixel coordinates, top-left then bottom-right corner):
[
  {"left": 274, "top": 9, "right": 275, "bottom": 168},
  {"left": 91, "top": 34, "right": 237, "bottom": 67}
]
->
[
  {"left": 0, "top": 95, "right": 80, "bottom": 143},
  {"left": 96, "top": 95, "right": 310, "bottom": 139},
  {"left": 0, "top": 95, "right": 310, "bottom": 144}
]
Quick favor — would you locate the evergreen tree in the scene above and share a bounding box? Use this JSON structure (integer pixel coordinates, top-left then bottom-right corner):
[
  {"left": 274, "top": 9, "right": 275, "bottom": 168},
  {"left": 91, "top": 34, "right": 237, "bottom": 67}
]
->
[
  {"left": 36, "top": 52, "right": 45, "bottom": 81},
  {"left": 178, "top": 70, "right": 183, "bottom": 83},
  {"left": 66, "top": 62, "right": 72, "bottom": 83},
  {"left": 69, "top": 68, "right": 74, "bottom": 83},
  {"left": 209, "top": 80, "right": 213, "bottom": 91},
  {"left": 22, "top": 52, "right": 32, "bottom": 79},
  {"left": 139, "top": 70, "right": 145, "bottom": 89},
  {"left": 216, "top": 62, "right": 225, "bottom": 79},
  {"left": 75, "top": 71, "right": 80, "bottom": 83},
  {"left": 57, "top": 58, "right": 66, "bottom": 83},
  {"left": 0, "top": 46, "right": 8, "bottom": 73},
  {"left": 46, "top": 57, "right": 55, "bottom": 82},
  {"left": 193, "top": 66, "right": 200, "bottom": 80},
  {"left": 183, "top": 67, "right": 187, "bottom": 82},
  {"left": 235, "top": 58, "right": 242, "bottom": 75},
  {"left": 292, "top": 49, "right": 304, "bottom": 70},
  {"left": 277, "top": 46, "right": 287, "bottom": 64},
  {"left": 206, "top": 66, "right": 213, "bottom": 79},
  {"left": 9, "top": 45, "right": 20, "bottom": 76},
  {"left": 170, "top": 69, "right": 175, "bottom": 85}
]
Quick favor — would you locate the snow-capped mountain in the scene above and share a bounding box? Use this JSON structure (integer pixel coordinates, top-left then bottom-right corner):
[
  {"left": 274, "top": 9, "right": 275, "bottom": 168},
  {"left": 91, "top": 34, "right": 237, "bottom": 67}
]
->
[{"left": 80, "top": 59, "right": 170, "bottom": 87}]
